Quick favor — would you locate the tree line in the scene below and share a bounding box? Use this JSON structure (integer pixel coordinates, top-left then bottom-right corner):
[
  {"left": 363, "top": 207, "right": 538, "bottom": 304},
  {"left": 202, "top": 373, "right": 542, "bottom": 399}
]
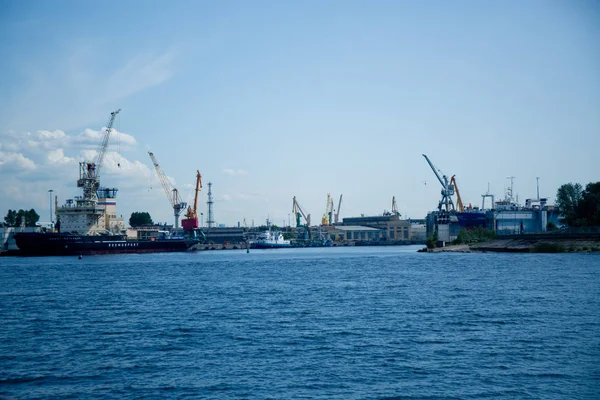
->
[
  {"left": 556, "top": 182, "right": 600, "bottom": 227},
  {"left": 2, "top": 209, "right": 40, "bottom": 227}
]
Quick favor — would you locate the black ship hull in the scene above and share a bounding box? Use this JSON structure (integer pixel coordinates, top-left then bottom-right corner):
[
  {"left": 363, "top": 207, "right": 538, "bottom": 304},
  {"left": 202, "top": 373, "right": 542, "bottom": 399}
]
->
[{"left": 14, "top": 233, "right": 198, "bottom": 256}]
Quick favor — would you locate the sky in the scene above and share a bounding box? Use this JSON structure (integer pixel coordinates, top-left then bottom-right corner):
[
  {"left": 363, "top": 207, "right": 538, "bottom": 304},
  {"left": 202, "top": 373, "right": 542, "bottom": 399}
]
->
[{"left": 0, "top": 0, "right": 599, "bottom": 227}]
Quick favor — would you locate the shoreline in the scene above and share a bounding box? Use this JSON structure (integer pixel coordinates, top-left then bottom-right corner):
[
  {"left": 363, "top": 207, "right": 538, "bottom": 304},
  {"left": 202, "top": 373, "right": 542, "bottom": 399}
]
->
[{"left": 426, "top": 237, "right": 600, "bottom": 253}]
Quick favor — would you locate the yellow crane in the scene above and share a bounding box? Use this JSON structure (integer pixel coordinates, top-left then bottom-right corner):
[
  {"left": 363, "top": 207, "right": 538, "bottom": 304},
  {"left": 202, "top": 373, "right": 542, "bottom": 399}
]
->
[
  {"left": 450, "top": 175, "right": 465, "bottom": 212},
  {"left": 182, "top": 170, "right": 202, "bottom": 231},
  {"left": 321, "top": 193, "right": 334, "bottom": 226}
]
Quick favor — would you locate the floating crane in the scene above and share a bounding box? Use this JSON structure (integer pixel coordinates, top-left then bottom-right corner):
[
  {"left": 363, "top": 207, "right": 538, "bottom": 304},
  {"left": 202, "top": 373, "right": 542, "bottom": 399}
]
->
[
  {"left": 334, "top": 194, "right": 343, "bottom": 224},
  {"left": 449, "top": 175, "right": 464, "bottom": 212},
  {"left": 77, "top": 109, "right": 121, "bottom": 205},
  {"left": 148, "top": 151, "right": 187, "bottom": 231},
  {"left": 422, "top": 154, "right": 455, "bottom": 212},
  {"left": 391, "top": 196, "right": 401, "bottom": 217},
  {"left": 182, "top": 170, "right": 202, "bottom": 231}
]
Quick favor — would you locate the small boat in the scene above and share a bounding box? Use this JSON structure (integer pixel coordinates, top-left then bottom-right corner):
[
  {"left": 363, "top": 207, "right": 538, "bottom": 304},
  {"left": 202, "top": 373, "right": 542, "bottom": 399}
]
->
[{"left": 251, "top": 221, "right": 291, "bottom": 249}]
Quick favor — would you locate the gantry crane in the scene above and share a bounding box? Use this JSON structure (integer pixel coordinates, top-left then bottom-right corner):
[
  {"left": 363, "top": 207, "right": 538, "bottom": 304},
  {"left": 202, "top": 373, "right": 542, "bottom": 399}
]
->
[
  {"left": 148, "top": 151, "right": 187, "bottom": 231},
  {"left": 449, "top": 175, "right": 464, "bottom": 212},
  {"left": 422, "top": 154, "right": 455, "bottom": 212},
  {"left": 334, "top": 194, "right": 343, "bottom": 224},
  {"left": 77, "top": 109, "right": 121, "bottom": 205},
  {"left": 391, "top": 196, "right": 401, "bottom": 217},
  {"left": 182, "top": 170, "right": 202, "bottom": 231}
]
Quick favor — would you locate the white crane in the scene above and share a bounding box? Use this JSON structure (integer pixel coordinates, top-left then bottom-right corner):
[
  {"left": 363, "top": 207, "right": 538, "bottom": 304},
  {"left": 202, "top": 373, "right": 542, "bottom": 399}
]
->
[
  {"left": 148, "top": 151, "right": 187, "bottom": 231},
  {"left": 77, "top": 109, "right": 121, "bottom": 205},
  {"left": 422, "top": 154, "right": 455, "bottom": 212}
]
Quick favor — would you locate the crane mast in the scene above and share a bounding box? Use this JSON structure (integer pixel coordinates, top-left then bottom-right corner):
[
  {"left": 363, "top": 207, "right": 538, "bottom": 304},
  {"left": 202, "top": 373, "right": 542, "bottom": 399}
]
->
[
  {"left": 334, "top": 194, "right": 343, "bottom": 224},
  {"left": 77, "top": 109, "right": 121, "bottom": 205},
  {"left": 148, "top": 151, "right": 187, "bottom": 231},
  {"left": 422, "top": 154, "right": 455, "bottom": 212},
  {"left": 321, "top": 193, "right": 333, "bottom": 226},
  {"left": 292, "top": 196, "right": 312, "bottom": 240}
]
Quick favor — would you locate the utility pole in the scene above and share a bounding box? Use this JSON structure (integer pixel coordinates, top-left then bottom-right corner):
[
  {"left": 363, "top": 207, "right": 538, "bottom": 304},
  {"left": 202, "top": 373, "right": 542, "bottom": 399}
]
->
[
  {"left": 536, "top": 177, "right": 540, "bottom": 200},
  {"left": 207, "top": 182, "right": 214, "bottom": 228}
]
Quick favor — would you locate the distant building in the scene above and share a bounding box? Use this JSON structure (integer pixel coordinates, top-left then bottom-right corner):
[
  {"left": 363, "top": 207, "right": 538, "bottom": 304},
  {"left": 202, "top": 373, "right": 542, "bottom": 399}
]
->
[{"left": 341, "top": 214, "right": 412, "bottom": 241}]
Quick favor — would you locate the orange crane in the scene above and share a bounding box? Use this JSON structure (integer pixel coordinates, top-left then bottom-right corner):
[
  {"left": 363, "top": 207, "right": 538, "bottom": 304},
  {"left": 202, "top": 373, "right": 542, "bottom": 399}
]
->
[
  {"left": 182, "top": 170, "right": 202, "bottom": 231},
  {"left": 450, "top": 175, "right": 464, "bottom": 212}
]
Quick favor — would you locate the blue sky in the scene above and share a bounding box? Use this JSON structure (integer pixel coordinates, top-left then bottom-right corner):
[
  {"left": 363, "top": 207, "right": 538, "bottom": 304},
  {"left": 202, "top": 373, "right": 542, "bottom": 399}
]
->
[{"left": 1, "top": 0, "right": 599, "bottom": 227}]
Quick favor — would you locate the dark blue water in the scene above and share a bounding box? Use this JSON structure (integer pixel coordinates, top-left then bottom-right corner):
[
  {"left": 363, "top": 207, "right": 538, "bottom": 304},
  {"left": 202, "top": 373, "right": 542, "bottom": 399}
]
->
[{"left": 1, "top": 246, "right": 599, "bottom": 399}]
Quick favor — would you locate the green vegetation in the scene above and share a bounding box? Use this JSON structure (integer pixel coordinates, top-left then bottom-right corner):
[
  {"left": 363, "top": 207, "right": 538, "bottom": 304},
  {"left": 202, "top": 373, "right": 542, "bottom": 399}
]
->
[
  {"left": 556, "top": 182, "right": 600, "bottom": 227},
  {"left": 426, "top": 227, "right": 438, "bottom": 249},
  {"left": 3, "top": 209, "right": 40, "bottom": 227},
  {"left": 129, "top": 212, "right": 153, "bottom": 227},
  {"left": 452, "top": 227, "right": 496, "bottom": 245},
  {"left": 530, "top": 243, "right": 566, "bottom": 253}
]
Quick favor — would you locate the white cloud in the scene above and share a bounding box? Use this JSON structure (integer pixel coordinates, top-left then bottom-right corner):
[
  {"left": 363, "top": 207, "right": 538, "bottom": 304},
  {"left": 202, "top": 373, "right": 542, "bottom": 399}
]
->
[
  {"left": 222, "top": 194, "right": 231, "bottom": 201},
  {"left": 0, "top": 151, "right": 36, "bottom": 171},
  {"left": 47, "top": 148, "right": 75, "bottom": 165},
  {"left": 223, "top": 168, "right": 248, "bottom": 176}
]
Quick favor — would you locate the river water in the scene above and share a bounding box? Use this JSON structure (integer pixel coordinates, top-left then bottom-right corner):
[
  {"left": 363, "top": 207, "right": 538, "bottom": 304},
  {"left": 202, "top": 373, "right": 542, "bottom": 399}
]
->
[{"left": 1, "top": 246, "right": 599, "bottom": 399}]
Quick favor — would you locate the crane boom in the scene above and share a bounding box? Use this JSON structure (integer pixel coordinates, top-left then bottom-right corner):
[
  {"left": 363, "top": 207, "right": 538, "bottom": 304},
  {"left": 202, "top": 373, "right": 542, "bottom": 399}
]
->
[
  {"left": 292, "top": 196, "right": 311, "bottom": 227},
  {"left": 422, "top": 154, "right": 445, "bottom": 188},
  {"left": 95, "top": 109, "right": 121, "bottom": 179},
  {"left": 148, "top": 151, "right": 187, "bottom": 230},
  {"left": 185, "top": 170, "right": 202, "bottom": 219},
  {"left": 392, "top": 196, "right": 401, "bottom": 217}
]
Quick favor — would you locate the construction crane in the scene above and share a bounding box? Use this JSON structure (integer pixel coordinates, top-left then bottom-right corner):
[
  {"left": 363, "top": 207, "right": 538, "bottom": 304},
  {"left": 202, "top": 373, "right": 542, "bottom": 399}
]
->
[
  {"left": 422, "top": 154, "right": 455, "bottom": 212},
  {"left": 182, "top": 170, "right": 202, "bottom": 231},
  {"left": 391, "top": 196, "right": 401, "bottom": 217},
  {"left": 77, "top": 109, "right": 121, "bottom": 204},
  {"left": 449, "top": 175, "right": 464, "bottom": 212},
  {"left": 334, "top": 194, "right": 343, "bottom": 224},
  {"left": 148, "top": 151, "right": 187, "bottom": 231}
]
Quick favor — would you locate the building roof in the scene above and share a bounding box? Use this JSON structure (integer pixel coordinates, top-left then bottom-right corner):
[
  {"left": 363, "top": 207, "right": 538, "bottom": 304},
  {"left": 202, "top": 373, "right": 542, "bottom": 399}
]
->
[{"left": 333, "top": 225, "right": 382, "bottom": 231}]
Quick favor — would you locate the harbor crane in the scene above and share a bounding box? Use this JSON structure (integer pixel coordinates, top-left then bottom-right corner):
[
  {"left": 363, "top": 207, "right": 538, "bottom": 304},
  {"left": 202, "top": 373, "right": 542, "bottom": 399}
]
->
[
  {"left": 391, "top": 196, "right": 401, "bottom": 217},
  {"left": 77, "top": 109, "right": 121, "bottom": 205},
  {"left": 422, "top": 154, "right": 455, "bottom": 212},
  {"left": 148, "top": 151, "right": 187, "bottom": 231},
  {"left": 182, "top": 170, "right": 202, "bottom": 231},
  {"left": 292, "top": 196, "right": 311, "bottom": 227},
  {"left": 334, "top": 194, "right": 343, "bottom": 224},
  {"left": 321, "top": 193, "right": 335, "bottom": 226}
]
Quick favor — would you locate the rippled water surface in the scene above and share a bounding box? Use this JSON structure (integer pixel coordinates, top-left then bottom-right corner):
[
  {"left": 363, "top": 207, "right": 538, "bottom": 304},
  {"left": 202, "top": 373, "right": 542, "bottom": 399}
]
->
[{"left": 1, "top": 246, "right": 599, "bottom": 399}]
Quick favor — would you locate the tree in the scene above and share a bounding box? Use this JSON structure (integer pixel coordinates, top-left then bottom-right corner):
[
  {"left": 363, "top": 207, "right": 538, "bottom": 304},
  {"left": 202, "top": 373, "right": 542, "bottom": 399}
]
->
[
  {"left": 3, "top": 209, "right": 39, "bottom": 227},
  {"left": 578, "top": 182, "right": 600, "bottom": 226},
  {"left": 4, "top": 209, "right": 17, "bottom": 226},
  {"left": 129, "top": 212, "right": 153, "bottom": 227},
  {"left": 556, "top": 183, "right": 583, "bottom": 226}
]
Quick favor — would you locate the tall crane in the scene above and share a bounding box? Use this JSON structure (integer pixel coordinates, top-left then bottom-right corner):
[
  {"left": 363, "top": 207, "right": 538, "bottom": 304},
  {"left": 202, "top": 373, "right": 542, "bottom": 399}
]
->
[
  {"left": 422, "top": 154, "right": 455, "bottom": 212},
  {"left": 182, "top": 170, "right": 202, "bottom": 231},
  {"left": 292, "top": 196, "right": 312, "bottom": 240},
  {"left": 77, "top": 109, "right": 121, "bottom": 205},
  {"left": 449, "top": 175, "right": 464, "bottom": 212},
  {"left": 321, "top": 193, "right": 334, "bottom": 226},
  {"left": 391, "top": 196, "right": 401, "bottom": 217},
  {"left": 334, "top": 194, "right": 343, "bottom": 224},
  {"left": 148, "top": 151, "right": 187, "bottom": 231}
]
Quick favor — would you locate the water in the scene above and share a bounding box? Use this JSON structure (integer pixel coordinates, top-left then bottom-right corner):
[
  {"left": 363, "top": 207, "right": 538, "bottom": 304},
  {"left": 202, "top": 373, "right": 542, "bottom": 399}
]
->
[{"left": 1, "top": 246, "right": 599, "bottom": 399}]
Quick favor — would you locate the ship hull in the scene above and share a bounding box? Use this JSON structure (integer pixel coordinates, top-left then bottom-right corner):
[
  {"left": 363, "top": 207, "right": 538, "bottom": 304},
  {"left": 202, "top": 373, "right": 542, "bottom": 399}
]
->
[
  {"left": 252, "top": 242, "right": 292, "bottom": 249},
  {"left": 14, "top": 233, "right": 198, "bottom": 256}
]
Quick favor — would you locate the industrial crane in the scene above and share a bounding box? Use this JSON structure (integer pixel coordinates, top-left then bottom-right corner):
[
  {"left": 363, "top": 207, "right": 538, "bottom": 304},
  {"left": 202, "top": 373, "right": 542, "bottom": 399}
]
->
[
  {"left": 334, "top": 194, "right": 343, "bottom": 224},
  {"left": 292, "top": 196, "right": 312, "bottom": 240},
  {"left": 391, "top": 196, "right": 401, "bottom": 217},
  {"left": 182, "top": 170, "right": 202, "bottom": 231},
  {"left": 77, "top": 109, "right": 121, "bottom": 204},
  {"left": 449, "top": 175, "right": 464, "bottom": 212},
  {"left": 148, "top": 151, "right": 187, "bottom": 231},
  {"left": 321, "top": 193, "right": 334, "bottom": 226},
  {"left": 422, "top": 154, "right": 455, "bottom": 212}
]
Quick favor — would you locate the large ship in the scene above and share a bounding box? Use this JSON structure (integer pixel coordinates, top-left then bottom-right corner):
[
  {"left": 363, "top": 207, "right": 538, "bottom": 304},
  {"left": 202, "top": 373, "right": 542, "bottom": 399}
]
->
[
  {"left": 14, "top": 109, "right": 199, "bottom": 256},
  {"left": 14, "top": 231, "right": 198, "bottom": 256},
  {"left": 252, "top": 230, "right": 292, "bottom": 249}
]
